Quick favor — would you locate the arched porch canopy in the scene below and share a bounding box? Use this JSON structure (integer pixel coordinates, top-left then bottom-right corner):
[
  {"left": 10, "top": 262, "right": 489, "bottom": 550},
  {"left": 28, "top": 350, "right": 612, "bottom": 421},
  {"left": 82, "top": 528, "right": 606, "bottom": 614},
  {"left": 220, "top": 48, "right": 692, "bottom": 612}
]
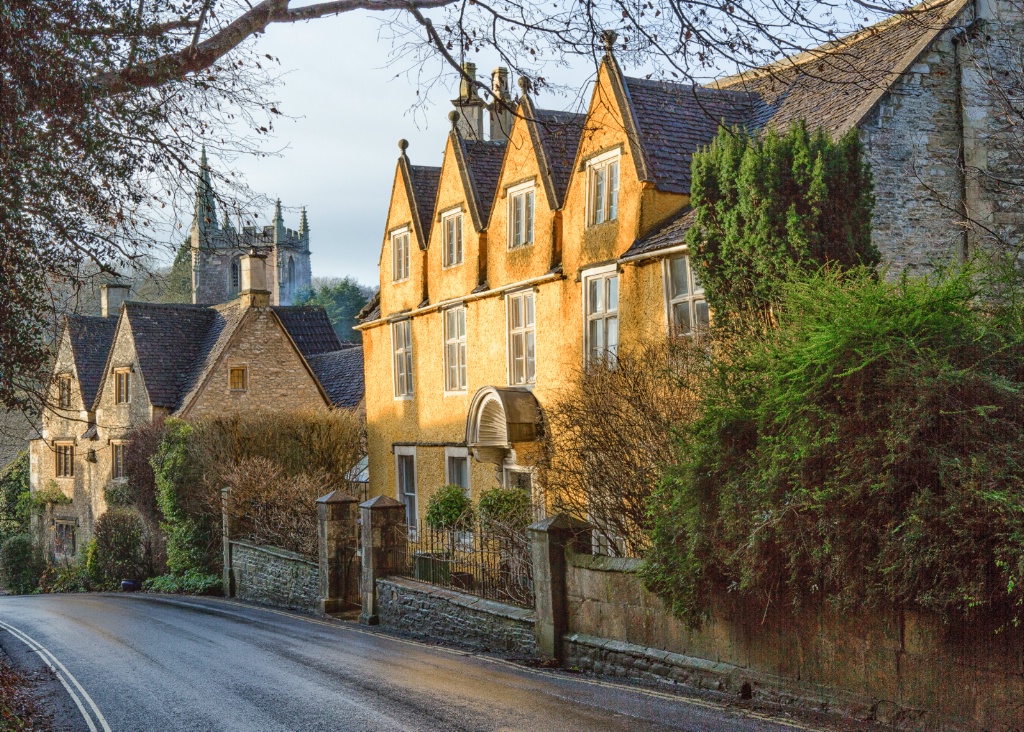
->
[{"left": 465, "top": 386, "right": 543, "bottom": 463}]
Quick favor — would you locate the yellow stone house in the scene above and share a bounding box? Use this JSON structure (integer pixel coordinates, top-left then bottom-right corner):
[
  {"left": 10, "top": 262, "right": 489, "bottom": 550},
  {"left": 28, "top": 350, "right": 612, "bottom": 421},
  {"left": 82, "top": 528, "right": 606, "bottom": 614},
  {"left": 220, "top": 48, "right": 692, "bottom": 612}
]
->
[
  {"left": 357, "top": 47, "right": 736, "bottom": 533},
  {"left": 360, "top": 1, "right": 994, "bottom": 534}
]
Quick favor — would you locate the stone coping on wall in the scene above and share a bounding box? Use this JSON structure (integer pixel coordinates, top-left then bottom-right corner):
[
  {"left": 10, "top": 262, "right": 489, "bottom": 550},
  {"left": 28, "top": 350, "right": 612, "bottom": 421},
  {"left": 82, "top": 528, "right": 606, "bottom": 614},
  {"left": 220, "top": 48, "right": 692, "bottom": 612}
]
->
[
  {"left": 563, "top": 632, "right": 877, "bottom": 721},
  {"left": 567, "top": 553, "right": 643, "bottom": 573},
  {"left": 230, "top": 539, "right": 317, "bottom": 567},
  {"left": 382, "top": 577, "right": 536, "bottom": 623}
]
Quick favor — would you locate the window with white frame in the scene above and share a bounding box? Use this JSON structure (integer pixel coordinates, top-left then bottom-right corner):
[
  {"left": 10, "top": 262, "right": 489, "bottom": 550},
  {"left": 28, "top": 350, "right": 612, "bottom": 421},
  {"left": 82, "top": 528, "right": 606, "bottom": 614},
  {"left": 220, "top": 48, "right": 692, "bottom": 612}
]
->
[
  {"left": 392, "top": 229, "right": 410, "bottom": 282},
  {"left": 584, "top": 268, "right": 619, "bottom": 365},
  {"left": 665, "top": 255, "right": 709, "bottom": 337},
  {"left": 507, "top": 291, "right": 536, "bottom": 386},
  {"left": 507, "top": 184, "right": 535, "bottom": 248},
  {"left": 444, "top": 307, "right": 467, "bottom": 392},
  {"left": 392, "top": 320, "right": 414, "bottom": 397},
  {"left": 442, "top": 210, "right": 463, "bottom": 267},
  {"left": 445, "top": 447, "right": 470, "bottom": 494},
  {"left": 587, "top": 152, "right": 619, "bottom": 226},
  {"left": 395, "top": 447, "right": 417, "bottom": 537}
]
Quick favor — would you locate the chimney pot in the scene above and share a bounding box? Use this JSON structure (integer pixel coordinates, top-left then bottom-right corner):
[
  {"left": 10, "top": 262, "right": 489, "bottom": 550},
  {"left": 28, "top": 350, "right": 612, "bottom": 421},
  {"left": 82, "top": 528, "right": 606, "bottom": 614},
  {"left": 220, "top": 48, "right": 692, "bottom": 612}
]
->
[{"left": 100, "top": 283, "right": 130, "bottom": 318}]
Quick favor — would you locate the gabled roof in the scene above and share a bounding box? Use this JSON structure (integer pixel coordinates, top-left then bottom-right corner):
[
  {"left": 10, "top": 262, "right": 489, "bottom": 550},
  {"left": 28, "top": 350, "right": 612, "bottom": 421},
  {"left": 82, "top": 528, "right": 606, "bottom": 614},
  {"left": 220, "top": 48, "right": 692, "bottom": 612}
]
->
[
  {"left": 66, "top": 315, "right": 118, "bottom": 408},
  {"left": 306, "top": 346, "right": 365, "bottom": 409},
  {"left": 357, "top": 290, "right": 381, "bottom": 324},
  {"left": 409, "top": 164, "right": 442, "bottom": 246},
  {"left": 520, "top": 96, "right": 586, "bottom": 210},
  {"left": 452, "top": 132, "right": 507, "bottom": 230},
  {"left": 174, "top": 303, "right": 247, "bottom": 413},
  {"left": 271, "top": 306, "right": 343, "bottom": 358},
  {"left": 622, "top": 207, "right": 696, "bottom": 259},
  {"left": 621, "top": 77, "right": 758, "bottom": 194},
  {"left": 712, "top": 0, "right": 970, "bottom": 136},
  {"left": 117, "top": 303, "right": 219, "bottom": 409}
]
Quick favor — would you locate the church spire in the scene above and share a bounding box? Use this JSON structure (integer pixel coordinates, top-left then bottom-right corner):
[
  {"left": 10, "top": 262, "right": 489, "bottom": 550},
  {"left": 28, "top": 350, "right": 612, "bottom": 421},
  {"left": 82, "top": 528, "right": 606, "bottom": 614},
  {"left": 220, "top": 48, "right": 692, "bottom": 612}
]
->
[
  {"left": 273, "top": 198, "right": 285, "bottom": 244},
  {"left": 192, "top": 145, "right": 219, "bottom": 243},
  {"left": 298, "top": 207, "right": 309, "bottom": 249}
]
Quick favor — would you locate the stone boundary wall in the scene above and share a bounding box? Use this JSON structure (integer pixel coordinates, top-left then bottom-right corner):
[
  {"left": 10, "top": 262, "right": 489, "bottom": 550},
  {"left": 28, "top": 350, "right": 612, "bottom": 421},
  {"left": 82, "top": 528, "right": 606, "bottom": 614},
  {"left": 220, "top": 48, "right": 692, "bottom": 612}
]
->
[
  {"left": 565, "top": 553, "right": 1024, "bottom": 730},
  {"left": 230, "top": 540, "right": 319, "bottom": 612},
  {"left": 377, "top": 577, "right": 537, "bottom": 657}
]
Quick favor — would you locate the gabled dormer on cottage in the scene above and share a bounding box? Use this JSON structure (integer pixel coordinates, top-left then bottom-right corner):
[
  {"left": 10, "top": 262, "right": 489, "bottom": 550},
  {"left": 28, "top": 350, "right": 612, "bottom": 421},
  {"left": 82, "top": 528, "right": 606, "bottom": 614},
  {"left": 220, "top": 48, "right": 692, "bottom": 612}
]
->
[
  {"left": 378, "top": 142, "right": 440, "bottom": 319},
  {"left": 484, "top": 87, "right": 585, "bottom": 289}
]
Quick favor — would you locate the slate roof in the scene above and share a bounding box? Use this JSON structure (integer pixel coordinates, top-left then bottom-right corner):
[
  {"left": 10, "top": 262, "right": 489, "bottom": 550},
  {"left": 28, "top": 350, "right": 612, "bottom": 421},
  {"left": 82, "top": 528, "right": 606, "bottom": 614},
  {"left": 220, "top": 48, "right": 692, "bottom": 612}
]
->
[
  {"left": 271, "top": 306, "right": 343, "bottom": 358},
  {"left": 174, "top": 303, "right": 247, "bottom": 413},
  {"left": 712, "top": 0, "right": 969, "bottom": 135},
  {"left": 306, "top": 346, "right": 365, "bottom": 409},
  {"left": 409, "top": 164, "right": 441, "bottom": 244},
  {"left": 358, "top": 290, "right": 381, "bottom": 323},
  {"left": 623, "top": 207, "right": 696, "bottom": 259},
  {"left": 622, "top": 78, "right": 757, "bottom": 194},
  {"left": 120, "top": 303, "right": 219, "bottom": 409},
  {"left": 533, "top": 109, "right": 586, "bottom": 205},
  {"left": 461, "top": 139, "right": 507, "bottom": 223},
  {"left": 66, "top": 315, "right": 118, "bottom": 408}
]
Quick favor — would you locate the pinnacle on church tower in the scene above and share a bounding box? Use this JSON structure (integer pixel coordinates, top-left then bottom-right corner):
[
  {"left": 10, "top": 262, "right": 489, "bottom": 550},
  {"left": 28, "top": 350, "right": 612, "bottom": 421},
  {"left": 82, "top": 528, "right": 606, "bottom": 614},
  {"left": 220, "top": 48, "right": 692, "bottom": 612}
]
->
[
  {"left": 193, "top": 145, "right": 219, "bottom": 243},
  {"left": 273, "top": 198, "right": 285, "bottom": 244},
  {"left": 299, "top": 207, "right": 309, "bottom": 248}
]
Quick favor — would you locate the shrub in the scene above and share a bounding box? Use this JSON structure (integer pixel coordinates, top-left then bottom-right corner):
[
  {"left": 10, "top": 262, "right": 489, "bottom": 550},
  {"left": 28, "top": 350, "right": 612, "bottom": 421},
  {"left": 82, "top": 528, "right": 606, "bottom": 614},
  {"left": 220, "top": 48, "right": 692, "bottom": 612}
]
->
[
  {"left": 151, "top": 419, "right": 212, "bottom": 576},
  {"left": 687, "top": 121, "right": 877, "bottom": 324},
  {"left": 91, "top": 508, "right": 146, "bottom": 586},
  {"left": 104, "top": 482, "right": 134, "bottom": 508},
  {"left": 221, "top": 457, "right": 342, "bottom": 558},
  {"left": 0, "top": 452, "right": 30, "bottom": 544},
  {"left": 425, "top": 485, "right": 474, "bottom": 532},
  {"left": 478, "top": 488, "right": 532, "bottom": 531},
  {"left": 0, "top": 535, "right": 43, "bottom": 594},
  {"left": 123, "top": 419, "right": 165, "bottom": 525},
  {"left": 143, "top": 570, "right": 221, "bottom": 595},
  {"left": 31, "top": 482, "right": 71, "bottom": 513},
  {"left": 39, "top": 554, "right": 93, "bottom": 593},
  {"left": 642, "top": 263, "right": 1024, "bottom": 628},
  {"left": 537, "top": 341, "right": 697, "bottom": 556}
]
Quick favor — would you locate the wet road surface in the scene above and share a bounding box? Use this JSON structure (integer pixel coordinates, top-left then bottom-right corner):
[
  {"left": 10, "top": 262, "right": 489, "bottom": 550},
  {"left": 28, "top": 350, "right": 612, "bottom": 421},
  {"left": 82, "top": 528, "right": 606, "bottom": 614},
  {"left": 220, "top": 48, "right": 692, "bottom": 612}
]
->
[{"left": 0, "top": 593, "right": 825, "bottom": 732}]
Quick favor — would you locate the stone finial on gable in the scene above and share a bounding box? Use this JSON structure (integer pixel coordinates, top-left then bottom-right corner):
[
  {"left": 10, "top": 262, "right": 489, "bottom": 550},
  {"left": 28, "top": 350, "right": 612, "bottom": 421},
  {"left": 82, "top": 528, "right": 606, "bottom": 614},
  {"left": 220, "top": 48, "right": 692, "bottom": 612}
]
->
[{"left": 601, "top": 29, "right": 619, "bottom": 53}]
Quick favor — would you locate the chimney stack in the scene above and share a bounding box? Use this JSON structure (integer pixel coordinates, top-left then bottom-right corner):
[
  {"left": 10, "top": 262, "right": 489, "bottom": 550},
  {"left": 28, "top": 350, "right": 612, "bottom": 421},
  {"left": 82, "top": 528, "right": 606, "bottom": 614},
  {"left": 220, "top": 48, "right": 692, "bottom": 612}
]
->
[
  {"left": 100, "top": 283, "right": 130, "bottom": 318},
  {"left": 239, "top": 250, "right": 270, "bottom": 308},
  {"left": 452, "top": 62, "right": 486, "bottom": 141},
  {"left": 489, "top": 67, "right": 514, "bottom": 142}
]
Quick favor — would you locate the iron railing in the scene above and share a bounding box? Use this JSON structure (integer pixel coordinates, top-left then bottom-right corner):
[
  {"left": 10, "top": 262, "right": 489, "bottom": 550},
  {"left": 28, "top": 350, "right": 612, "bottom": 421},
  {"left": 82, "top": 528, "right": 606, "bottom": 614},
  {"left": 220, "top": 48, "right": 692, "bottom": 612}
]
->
[{"left": 398, "top": 520, "right": 535, "bottom": 609}]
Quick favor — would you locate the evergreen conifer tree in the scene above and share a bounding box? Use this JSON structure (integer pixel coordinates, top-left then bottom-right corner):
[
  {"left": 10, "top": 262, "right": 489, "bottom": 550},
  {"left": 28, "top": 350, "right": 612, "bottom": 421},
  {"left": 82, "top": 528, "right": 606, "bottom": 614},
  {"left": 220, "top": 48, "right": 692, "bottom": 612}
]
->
[{"left": 686, "top": 122, "right": 877, "bottom": 323}]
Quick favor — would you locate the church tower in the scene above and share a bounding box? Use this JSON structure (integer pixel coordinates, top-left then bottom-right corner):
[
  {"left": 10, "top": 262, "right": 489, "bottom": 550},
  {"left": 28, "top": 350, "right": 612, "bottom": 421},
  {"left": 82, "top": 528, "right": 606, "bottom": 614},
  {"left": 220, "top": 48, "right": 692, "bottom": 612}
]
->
[{"left": 189, "top": 147, "right": 312, "bottom": 306}]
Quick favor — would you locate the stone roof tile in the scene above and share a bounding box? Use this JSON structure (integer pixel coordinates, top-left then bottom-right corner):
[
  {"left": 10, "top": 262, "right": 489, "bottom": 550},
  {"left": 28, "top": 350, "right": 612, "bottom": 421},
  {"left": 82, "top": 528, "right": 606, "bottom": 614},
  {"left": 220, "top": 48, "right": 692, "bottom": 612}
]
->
[
  {"left": 272, "top": 306, "right": 343, "bottom": 358},
  {"left": 409, "top": 165, "right": 441, "bottom": 243},
  {"left": 462, "top": 140, "right": 507, "bottom": 223},
  {"left": 533, "top": 109, "right": 586, "bottom": 204},
  {"left": 66, "top": 315, "right": 118, "bottom": 409},
  {"left": 306, "top": 346, "right": 365, "bottom": 409}
]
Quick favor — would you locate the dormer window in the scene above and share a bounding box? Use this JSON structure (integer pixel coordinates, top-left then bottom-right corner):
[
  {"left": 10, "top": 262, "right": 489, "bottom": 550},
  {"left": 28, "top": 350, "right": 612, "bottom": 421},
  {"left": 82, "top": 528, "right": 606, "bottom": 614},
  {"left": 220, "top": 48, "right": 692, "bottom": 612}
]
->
[
  {"left": 508, "top": 184, "right": 535, "bottom": 249},
  {"left": 442, "top": 210, "right": 464, "bottom": 267},
  {"left": 58, "top": 375, "right": 73, "bottom": 408},
  {"left": 586, "top": 151, "right": 619, "bottom": 226},
  {"left": 392, "top": 229, "right": 411, "bottom": 282},
  {"left": 114, "top": 368, "right": 130, "bottom": 404}
]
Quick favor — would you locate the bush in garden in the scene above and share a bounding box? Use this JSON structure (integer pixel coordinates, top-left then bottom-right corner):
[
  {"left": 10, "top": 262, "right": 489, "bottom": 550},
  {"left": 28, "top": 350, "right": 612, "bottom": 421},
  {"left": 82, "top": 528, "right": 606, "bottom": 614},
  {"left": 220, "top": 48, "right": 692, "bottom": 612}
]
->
[
  {"left": 425, "top": 485, "right": 474, "bottom": 532},
  {"left": 642, "top": 262, "right": 1024, "bottom": 629},
  {"left": 0, "top": 535, "right": 43, "bottom": 594},
  {"left": 143, "top": 570, "right": 221, "bottom": 595},
  {"left": 478, "top": 488, "right": 532, "bottom": 531},
  {"left": 151, "top": 419, "right": 212, "bottom": 576},
  {"left": 91, "top": 508, "right": 146, "bottom": 586},
  {"left": 221, "top": 457, "right": 342, "bottom": 559}
]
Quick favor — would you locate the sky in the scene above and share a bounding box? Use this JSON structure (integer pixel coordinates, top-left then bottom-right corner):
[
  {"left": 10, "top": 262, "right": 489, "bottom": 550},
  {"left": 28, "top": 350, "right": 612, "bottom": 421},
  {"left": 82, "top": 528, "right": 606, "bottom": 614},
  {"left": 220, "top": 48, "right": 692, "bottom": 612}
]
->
[{"left": 196, "top": 11, "right": 598, "bottom": 289}]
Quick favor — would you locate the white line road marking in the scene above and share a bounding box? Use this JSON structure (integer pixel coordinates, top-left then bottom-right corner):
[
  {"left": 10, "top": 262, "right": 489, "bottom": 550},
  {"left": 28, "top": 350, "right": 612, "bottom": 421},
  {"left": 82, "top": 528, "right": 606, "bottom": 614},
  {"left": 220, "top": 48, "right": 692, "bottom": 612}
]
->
[{"left": 0, "top": 618, "right": 112, "bottom": 732}]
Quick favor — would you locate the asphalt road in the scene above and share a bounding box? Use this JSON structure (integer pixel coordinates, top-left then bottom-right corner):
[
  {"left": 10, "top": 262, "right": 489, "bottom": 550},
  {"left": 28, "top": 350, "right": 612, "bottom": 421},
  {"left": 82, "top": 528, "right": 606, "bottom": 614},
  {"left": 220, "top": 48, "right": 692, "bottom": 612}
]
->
[{"left": 0, "top": 594, "right": 824, "bottom": 732}]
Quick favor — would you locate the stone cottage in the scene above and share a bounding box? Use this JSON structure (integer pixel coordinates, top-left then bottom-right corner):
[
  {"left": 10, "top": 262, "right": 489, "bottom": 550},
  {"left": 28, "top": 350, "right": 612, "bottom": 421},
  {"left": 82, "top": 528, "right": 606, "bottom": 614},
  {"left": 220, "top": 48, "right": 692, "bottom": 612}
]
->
[
  {"left": 29, "top": 254, "right": 364, "bottom": 558},
  {"left": 357, "top": 0, "right": 1024, "bottom": 538}
]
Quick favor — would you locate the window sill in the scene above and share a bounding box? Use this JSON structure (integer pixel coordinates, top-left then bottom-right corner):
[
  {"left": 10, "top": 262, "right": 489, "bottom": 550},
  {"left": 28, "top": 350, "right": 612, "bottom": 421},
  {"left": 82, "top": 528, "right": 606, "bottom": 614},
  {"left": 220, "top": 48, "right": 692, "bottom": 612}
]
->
[
  {"left": 443, "top": 389, "right": 468, "bottom": 397},
  {"left": 230, "top": 389, "right": 248, "bottom": 394},
  {"left": 585, "top": 218, "right": 619, "bottom": 231},
  {"left": 391, "top": 277, "right": 411, "bottom": 284},
  {"left": 507, "top": 241, "right": 535, "bottom": 251},
  {"left": 442, "top": 262, "right": 464, "bottom": 270},
  {"left": 393, "top": 395, "right": 415, "bottom": 402}
]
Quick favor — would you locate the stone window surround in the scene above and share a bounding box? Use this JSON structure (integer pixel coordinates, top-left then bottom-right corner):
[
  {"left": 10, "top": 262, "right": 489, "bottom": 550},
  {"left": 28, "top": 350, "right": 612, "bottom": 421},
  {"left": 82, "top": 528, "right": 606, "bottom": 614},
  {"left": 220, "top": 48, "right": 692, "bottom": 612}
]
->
[
  {"left": 229, "top": 364, "right": 249, "bottom": 392},
  {"left": 585, "top": 149, "right": 620, "bottom": 227},
  {"left": 440, "top": 207, "right": 464, "bottom": 269},
  {"left": 444, "top": 446, "right": 471, "bottom": 498},
  {"left": 58, "top": 373, "right": 73, "bottom": 409},
  {"left": 443, "top": 306, "right": 468, "bottom": 394},
  {"left": 110, "top": 440, "right": 127, "bottom": 481},
  {"left": 113, "top": 367, "right": 131, "bottom": 404},
  {"left": 391, "top": 319, "right": 414, "bottom": 400},
  {"left": 54, "top": 442, "right": 75, "bottom": 478},
  {"left": 394, "top": 445, "right": 418, "bottom": 538},
  {"left": 391, "top": 226, "right": 411, "bottom": 283},
  {"left": 507, "top": 181, "right": 536, "bottom": 250},
  {"left": 662, "top": 254, "right": 708, "bottom": 338},
  {"left": 581, "top": 263, "right": 619, "bottom": 368},
  {"left": 506, "top": 289, "right": 536, "bottom": 387}
]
